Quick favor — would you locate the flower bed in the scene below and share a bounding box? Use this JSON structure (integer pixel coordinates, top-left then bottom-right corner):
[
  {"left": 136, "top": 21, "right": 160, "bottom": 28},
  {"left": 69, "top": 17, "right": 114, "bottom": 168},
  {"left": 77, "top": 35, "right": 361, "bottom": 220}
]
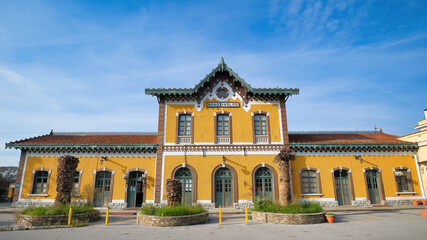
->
[
  {"left": 252, "top": 211, "right": 325, "bottom": 224},
  {"left": 251, "top": 200, "right": 325, "bottom": 224},
  {"left": 17, "top": 205, "right": 100, "bottom": 227},
  {"left": 17, "top": 211, "right": 100, "bottom": 227},
  {"left": 137, "top": 205, "right": 208, "bottom": 227}
]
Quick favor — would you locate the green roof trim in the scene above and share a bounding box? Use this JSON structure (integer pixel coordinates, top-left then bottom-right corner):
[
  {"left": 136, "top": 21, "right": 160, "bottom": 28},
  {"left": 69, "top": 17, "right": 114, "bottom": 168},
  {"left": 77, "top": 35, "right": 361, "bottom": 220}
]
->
[
  {"left": 290, "top": 143, "right": 418, "bottom": 151},
  {"left": 145, "top": 58, "right": 299, "bottom": 97},
  {"left": 5, "top": 143, "right": 158, "bottom": 150}
]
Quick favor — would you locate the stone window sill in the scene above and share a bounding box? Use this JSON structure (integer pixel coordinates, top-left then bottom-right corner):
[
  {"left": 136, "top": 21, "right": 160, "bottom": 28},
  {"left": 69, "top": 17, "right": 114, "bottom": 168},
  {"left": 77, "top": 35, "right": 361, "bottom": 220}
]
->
[
  {"left": 28, "top": 194, "right": 48, "bottom": 197},
  {"left": 396, "top": 192, "right": 417, "bottom": 195},
  {"left": 301, "top": 193, "right": 323, "bottom": 197}
]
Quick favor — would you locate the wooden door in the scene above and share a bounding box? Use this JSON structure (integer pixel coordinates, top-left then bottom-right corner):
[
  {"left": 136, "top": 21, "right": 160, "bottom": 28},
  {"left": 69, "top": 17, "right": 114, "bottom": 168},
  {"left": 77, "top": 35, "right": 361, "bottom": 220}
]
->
[
  {"left": 255, "top": 167, "right": 273, "bottom": 201},
  {"left": 127, "top": 171, "right": 144, "bottom": 208},
  {"left": 335, "top": 170, "right": 351, "bottom": 206},
  {"left": 366, "top": 170, "right": 380, "bottom": 204},
  {"left": 215, "top": 168, "right": 233, "bottom": 208},
  {"left": 174, "top": 168, "right": 193, "bottom": 205},
  {"left": 94, "top": 171, "right": 111, "bottom": 207}
]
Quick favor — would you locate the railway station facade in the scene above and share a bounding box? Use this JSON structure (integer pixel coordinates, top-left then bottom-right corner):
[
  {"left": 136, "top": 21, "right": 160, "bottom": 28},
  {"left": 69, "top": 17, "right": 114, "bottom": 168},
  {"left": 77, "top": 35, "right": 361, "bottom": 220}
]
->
[{"left": 6, "top": 59, "right": 423, "bottom": 208}]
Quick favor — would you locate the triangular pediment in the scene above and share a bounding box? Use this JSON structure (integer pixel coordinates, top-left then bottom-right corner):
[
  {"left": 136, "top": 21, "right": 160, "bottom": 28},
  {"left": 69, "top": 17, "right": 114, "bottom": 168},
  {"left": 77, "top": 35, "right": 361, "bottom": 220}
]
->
[{"left": 145, "top": 58, "right": 299, "bottom": 106}]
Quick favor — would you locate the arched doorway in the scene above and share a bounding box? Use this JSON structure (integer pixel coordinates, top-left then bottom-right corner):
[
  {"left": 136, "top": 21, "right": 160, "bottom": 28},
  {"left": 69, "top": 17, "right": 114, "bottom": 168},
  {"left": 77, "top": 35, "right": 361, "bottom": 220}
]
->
[
  {"left": 334, "top": 170, "right": 351, "bottom": 206},
  {"left": 214, "top": 168, "right": 233, "bottom": 208},
  {"left": 94, "top": 171, "right": 111, "bottom": 207},
  {"left": 127, "top": 171, "right": 145, "bottom": 208},
  {"left": 254, "top": 167, "right": 273, "bottom": 201},
  {"left": 174, "top": 168, "right": 193, "bottom": 205}
]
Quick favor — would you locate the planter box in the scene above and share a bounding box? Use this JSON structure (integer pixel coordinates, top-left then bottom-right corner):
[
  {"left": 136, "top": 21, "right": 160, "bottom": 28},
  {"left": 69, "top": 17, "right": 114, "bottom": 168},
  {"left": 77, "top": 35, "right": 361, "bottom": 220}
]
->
[
  {"left": 17, "top": 211, "right": 100, "bottom": 227},
  {"left": 136, "top": 212, "right": 209, "bottom": 227},
  {"left": 252, "top": 211, "right": 325, "bottom": 225}
]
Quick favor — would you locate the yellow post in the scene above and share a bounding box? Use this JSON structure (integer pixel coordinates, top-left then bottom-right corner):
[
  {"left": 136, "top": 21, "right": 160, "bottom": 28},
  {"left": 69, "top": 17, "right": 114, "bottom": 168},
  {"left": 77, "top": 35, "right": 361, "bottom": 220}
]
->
[
  {"left": 105, "top": 206, "right": 110, "bottom": 226},
  {"left": 245, "top": 205, "right": 248, "bottom": 224},
  {"left": 219, "top": 205, "right": 222, "bottom": 225},
  {"left": 68, "top": 206, "right": 72, "bottom": 226}
]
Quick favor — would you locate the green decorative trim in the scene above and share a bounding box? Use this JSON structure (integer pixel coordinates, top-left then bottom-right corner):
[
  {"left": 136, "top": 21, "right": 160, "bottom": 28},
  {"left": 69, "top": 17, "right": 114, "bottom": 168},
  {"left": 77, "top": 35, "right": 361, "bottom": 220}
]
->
[
  {"left": 253, "top": 89, "right": 300, "bottom": 95},
  {"left": 145, "top": 58, "right": 299, "bottom": 97},
  {"left": 290, "top": 143, "right": 418, "bottom": 152},
  {"left": 5, "top": 143, "right": 157, "bottom": 151}
]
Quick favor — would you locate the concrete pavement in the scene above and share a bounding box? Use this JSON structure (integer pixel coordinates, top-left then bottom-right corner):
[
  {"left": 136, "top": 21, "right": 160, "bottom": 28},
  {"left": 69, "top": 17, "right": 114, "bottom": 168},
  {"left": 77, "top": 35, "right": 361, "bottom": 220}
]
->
[{"left": 0, "top": 209, "right": 426, "bottom": 240}]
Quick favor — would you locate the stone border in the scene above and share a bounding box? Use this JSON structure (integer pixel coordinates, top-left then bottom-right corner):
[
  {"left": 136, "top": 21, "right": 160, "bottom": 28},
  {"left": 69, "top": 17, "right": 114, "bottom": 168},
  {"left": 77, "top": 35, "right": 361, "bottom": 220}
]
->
[
  {"left": 136, "top": 212, "right": 209, "bottom": 227},
  {"left": 17, "top": 211, "right": 100, "bottom": 227},
  {"left": 252, "top": 211, "right": 325, "bottom": 224}
]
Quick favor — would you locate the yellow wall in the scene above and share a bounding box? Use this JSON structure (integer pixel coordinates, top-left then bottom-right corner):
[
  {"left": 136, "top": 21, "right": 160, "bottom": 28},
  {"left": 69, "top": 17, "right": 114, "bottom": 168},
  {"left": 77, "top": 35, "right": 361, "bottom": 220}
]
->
[
  {"left": 21, "top": 156, "right": 156, "bottom": 201},
  {"left": 292, "top": 154, "right": 421, "bottom": 199},
  {"left": 163, "top": 154, "right": 422, "bottom": 201},
  {"left": 165, "top": 98, "right": 282, "bottom": 144}
]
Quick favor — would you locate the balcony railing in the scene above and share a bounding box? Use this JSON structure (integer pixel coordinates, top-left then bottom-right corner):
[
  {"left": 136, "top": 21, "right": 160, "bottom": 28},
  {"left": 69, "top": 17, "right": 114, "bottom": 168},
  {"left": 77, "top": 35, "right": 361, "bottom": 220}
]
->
[
  {"left": 255, "top": 135, "right": 268, "bottom": 144},
  {"left": 216, "top": 136, "right": 230, "bottom": 144},
  {"left": 178, "top": 136, "right": 191, "bottom": 144}
]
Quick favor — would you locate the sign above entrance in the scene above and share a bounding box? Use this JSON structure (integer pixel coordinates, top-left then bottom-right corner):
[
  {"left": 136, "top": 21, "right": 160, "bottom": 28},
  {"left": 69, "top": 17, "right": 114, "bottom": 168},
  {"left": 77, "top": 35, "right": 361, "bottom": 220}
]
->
[{"left": 207, "top": 102, "right": 240, "bottom": 108}]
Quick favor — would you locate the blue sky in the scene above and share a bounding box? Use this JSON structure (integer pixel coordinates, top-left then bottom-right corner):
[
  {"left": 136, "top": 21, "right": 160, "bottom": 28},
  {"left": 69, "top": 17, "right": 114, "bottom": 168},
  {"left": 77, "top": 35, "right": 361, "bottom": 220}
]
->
[{"left": 1, "top": 0, "right": 427, "bottom": 166}]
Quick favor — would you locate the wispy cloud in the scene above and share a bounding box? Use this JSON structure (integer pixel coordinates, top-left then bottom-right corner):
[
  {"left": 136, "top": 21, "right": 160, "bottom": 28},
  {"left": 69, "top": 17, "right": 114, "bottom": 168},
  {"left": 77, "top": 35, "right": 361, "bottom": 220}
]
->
[{"left": 0, "top": 0, "right": 426, "bottom": 165}]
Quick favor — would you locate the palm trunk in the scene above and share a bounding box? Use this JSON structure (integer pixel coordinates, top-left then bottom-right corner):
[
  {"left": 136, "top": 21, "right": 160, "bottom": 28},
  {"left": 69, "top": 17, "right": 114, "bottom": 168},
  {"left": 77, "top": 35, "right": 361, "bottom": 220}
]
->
[
  {"left": 274, "top": 147, "right": 295, "bottom": 206},
  {"left": 278, "top": 160, "right": 291, "bottom": 205}
]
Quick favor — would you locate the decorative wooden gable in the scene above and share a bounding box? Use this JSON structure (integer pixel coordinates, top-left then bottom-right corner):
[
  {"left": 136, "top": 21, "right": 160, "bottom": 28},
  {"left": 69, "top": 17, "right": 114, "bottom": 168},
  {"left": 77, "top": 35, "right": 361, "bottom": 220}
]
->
[{"left": 145, "top": 58, "right": 299, "bottom": 110}]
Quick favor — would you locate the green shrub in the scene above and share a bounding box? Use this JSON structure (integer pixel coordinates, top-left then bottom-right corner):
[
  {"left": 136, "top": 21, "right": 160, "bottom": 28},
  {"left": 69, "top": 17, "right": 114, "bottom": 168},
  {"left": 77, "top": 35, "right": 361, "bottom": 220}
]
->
[
  {"left": 252, "top": 200, "right": 323, "bottom": 214},
  {"left": 140, "top": 205, "right": 205, "bottom": 216},
  {"left": 21, "top": 204, "right": 95, "bottom": 216}
]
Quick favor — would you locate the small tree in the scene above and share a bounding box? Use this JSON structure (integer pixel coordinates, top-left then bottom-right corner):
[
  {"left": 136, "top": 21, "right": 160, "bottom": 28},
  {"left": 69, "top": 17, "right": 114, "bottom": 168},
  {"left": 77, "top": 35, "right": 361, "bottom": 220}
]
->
[
  {"left": 55, "top": 155, "right": 79, "bottom": 205},
  {"left": 165, "top": 179, "right": 182, "bottom": 206},
  {"left": 273, "top": 147, "right": 295, "bottom": 206}
]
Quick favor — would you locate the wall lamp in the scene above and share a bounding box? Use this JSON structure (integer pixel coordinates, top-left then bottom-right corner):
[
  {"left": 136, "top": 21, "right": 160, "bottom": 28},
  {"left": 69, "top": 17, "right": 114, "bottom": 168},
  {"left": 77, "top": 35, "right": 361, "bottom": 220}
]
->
[
  {"left": 100, "top": 156, "right": 107, "bottom": 165},
  {"left": 355, "top": 155, "right": 363, "bottom": 163},
  {"left": 222, "top": 155, "right": 226, "bottom": 167}
]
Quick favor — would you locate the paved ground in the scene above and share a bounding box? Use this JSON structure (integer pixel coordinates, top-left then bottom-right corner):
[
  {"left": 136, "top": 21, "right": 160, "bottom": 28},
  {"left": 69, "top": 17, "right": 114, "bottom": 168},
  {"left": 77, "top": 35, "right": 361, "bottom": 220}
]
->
[{"left": 1, "top": 209, "right": 426, "bottom": 240}]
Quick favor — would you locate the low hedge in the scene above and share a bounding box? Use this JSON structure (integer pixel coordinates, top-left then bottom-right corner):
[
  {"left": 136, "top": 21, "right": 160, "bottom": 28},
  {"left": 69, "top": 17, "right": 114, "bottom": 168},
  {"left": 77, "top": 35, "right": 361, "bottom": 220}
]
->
[
  {"left": 140, "top": 205, "right": 205, "bottom": 217},
  {"left": 253, "top": 200, "right": 323, "bottom": 214},
  {"left": 22, "top": 204, "right": 96, "bottom": 216}
]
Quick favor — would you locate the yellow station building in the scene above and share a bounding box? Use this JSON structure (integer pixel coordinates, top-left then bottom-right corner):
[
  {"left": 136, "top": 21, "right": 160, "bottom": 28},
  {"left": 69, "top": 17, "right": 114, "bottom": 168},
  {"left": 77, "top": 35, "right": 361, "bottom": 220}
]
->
[{"left": 6, "top": 59, "right": 424, "bottom": 208}]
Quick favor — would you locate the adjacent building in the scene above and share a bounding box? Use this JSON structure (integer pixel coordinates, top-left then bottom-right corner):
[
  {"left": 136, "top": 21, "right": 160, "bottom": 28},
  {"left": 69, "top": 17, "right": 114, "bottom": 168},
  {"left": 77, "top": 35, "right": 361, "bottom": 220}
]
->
[
  {"left": 400, "top": 109, "right": 427, "bottom": 197},
  {"left": 6, "top": 59, "right": 423, "bottom": 208}
]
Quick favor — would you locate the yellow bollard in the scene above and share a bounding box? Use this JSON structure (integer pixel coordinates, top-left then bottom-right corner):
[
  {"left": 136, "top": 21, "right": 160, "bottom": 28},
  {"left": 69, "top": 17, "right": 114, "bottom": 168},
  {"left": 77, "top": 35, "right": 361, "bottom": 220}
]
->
[
  {"left": 105, "top": 206, "right": 110, "bottom": 226},
  {"left": 219, "top": 205, "right": 222, "bottom": 225},
  {"left": 245, "top": 205, "right": 248, "bottom": 224},
  {"left": 68, "top": 206, "right": 72, "bottom": 226}
]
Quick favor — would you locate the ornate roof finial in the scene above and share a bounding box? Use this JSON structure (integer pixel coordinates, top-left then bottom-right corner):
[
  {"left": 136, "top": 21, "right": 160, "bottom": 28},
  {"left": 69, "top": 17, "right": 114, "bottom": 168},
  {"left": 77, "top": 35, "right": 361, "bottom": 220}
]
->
[{"left": 219, "top": 57, "right": 225, "bottom": 70}]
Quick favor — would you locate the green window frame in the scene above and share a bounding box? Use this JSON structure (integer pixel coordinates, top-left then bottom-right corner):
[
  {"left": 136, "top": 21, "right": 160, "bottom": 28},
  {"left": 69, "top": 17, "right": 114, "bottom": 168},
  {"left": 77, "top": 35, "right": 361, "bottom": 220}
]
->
[
  {"left": 32, "top": 171, "right": 49, "bottom": 194},
  {"left": 72, "top": 171, "right": 80, "bottom": 195},
  {"left": 217, "top": 114, "right": 229, "bottom": 136},
  {"left": 254, "top": 114, "right": 267, "bottom": 136},
  {"left": 178, "top": 114, "right": 192, "bottom": 136},
  {"left": 395, "top": 169, "right": 410, "bottom": 192},
  {"left": 301, "top": 170, "right": 318, "bottom": 194}
]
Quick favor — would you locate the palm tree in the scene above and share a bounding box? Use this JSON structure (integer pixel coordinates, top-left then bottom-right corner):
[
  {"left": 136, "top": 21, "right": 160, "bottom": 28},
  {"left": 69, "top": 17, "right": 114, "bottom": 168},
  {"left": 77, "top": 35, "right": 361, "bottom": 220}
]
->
[{"left": 273, "top": 147, "right": 295, "bottom": 206}]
